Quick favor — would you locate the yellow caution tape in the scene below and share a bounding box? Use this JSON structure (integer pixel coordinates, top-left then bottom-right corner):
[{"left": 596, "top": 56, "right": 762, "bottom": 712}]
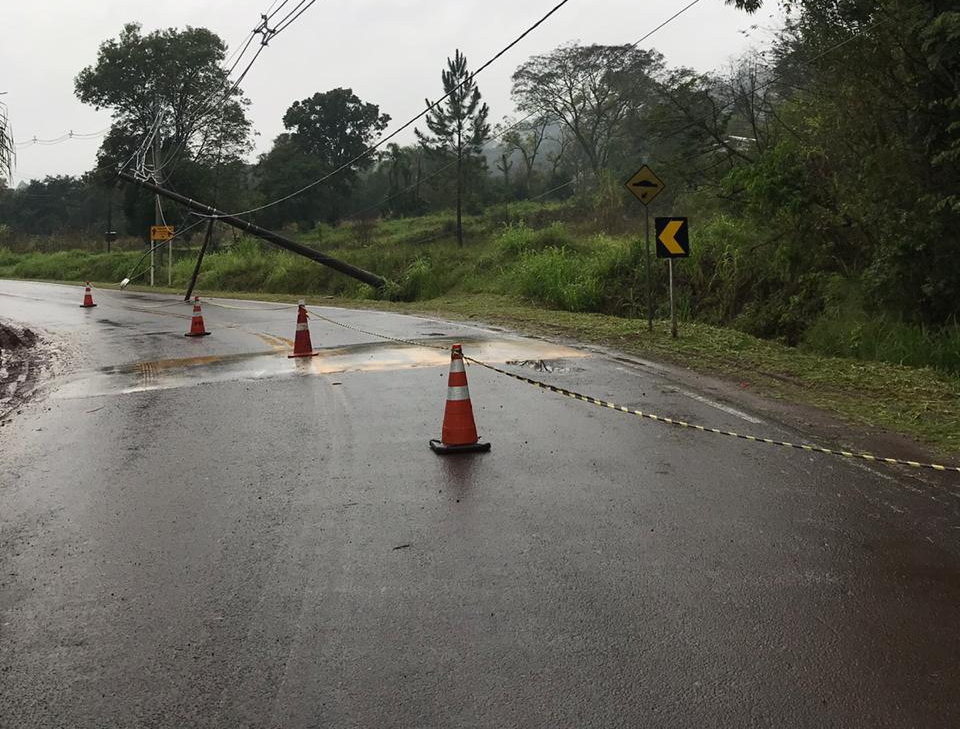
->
[
  {"left": 203, "top": 300, "right": 295, "bottom": 312},
  {"left": 307, "top": 306, "right": 959, "bottom": 475},
  {"left": 463, "top": 356, "right": 960, "bottom": 474},
  {"left": 305, "top": 307, "right": 449, "bottom": 351}
]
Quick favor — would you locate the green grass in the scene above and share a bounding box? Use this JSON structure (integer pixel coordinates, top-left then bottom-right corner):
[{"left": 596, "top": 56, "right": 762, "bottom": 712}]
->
[{"left": 4, "top": 205, "right": 960, "bottom": 457}]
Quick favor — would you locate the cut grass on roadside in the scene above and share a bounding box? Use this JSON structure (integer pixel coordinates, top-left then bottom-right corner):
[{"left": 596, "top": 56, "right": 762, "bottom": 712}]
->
[{"left": 68, "top": 281, "right": 960, "bottom": 457}]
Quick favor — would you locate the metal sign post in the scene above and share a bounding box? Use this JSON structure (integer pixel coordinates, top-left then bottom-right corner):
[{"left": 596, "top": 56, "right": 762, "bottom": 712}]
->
[
  {"left": 644, "top": 208, "right": 652, "bottom": 332},
  {"left": 625, "top": 165, "right": 666, "bottom": 332},
  {"left": 655, "top": 217, "right": 690, "bottom": 340},
  {"left": 150, "top": 224, "right": 175, "bottom": 289},
  {"left": 669, "top": 259, "right": 677, "bottom": 339}
]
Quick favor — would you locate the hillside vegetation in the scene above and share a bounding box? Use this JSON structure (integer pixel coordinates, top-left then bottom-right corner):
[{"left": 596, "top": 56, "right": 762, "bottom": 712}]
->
[{"left": 2, "top": 198, "right": 958, "bottom": 377}]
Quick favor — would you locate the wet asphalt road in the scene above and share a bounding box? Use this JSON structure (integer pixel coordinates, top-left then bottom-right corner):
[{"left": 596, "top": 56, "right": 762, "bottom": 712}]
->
[{"left": 2, "top": 279, "right": 960, "bottom": 728}]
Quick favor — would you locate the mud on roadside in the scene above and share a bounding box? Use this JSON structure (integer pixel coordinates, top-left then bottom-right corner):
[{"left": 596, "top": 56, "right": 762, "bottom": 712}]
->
[{"left": 0, "top": 323, "right": 55, "bottom": 425}]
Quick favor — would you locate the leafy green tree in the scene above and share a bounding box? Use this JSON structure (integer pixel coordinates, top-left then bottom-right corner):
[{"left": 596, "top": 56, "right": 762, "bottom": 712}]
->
[
  {"left": 382, "top": 143, "right": 426, "bottom": 216},
  {"left": 282, "top": 88, "right": 390, "bottom": 168},
  {"left": 498, "top": 114, "right": 551, "bottom": 195},
  {"left": 75, "top": 23, "right": 252, "bottom": 234},
  {"left": 512, "top": 44, "right": 663, "bottom": 178},
  {"left": 416, "top": 49, "right": 491, "bottom": 247},
  {"left": 257, "top": 88, "right": 390, "bottom": 227},
  {"left": 0, "top": 175, "right": 116, "bottom": 239},
  {"left": 76, "top": 23, "right": 251, "bottom": 178},
  {"left": 721, "top": 0, "right": 960, "bottom": 326},
  {"left": 255, "top": 134, "right": 329, "bottom": 229}
]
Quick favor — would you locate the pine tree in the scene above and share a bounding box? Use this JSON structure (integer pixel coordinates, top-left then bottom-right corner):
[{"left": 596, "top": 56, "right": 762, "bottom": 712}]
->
[{"left": 416, "top": 49, "right": 490, "bottom": 247}]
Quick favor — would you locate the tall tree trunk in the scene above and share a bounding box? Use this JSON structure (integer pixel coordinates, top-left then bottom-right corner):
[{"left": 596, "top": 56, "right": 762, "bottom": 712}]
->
[
  {"left": 456, "top": 131, "right": 464, "bottom": 248},
  {"left": 415, "top": 153, "right": 422, "bottom": 207}
]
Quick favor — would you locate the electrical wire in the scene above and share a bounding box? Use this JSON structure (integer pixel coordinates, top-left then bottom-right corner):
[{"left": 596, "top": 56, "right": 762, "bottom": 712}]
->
[
  {"left": 272, "top": 0, "right": 320, "bottom": 36},
  {"left": 213, "top": 0, "right": 577, "bottom": 219},
  {"left": 14, "top": 128, "right": 109, "bottom": 149},
  {"left": 120, "top": 218, "right": 206, "bottom": 285},
  {"left": 143, "top": 0, "right": 322, "bottom": 183},
  {"left": 513, "top": 16, "right": 890, "bottom": 201},
  {"left": 343, "top": 0, "right": 703, "bottom": 222}
]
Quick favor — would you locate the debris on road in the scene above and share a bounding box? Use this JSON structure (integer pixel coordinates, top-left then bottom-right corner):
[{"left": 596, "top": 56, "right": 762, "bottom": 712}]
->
[{"left": 1, "top": 323, "right": 48, "bottom": 422}]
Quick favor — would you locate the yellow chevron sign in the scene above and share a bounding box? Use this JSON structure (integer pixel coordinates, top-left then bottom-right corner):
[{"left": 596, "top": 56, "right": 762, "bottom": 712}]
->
[{"left": 655, "top": 217, "right": 689, "bottom": 258}]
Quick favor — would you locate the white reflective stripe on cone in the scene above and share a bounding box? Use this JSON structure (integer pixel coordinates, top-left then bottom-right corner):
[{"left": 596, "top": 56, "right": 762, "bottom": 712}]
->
[
  {"left": 446, "top": 386, "right": 471, "bottom": 401},
  {"left": 449, "top": 358, "right": 466, "bottom": 374},
  {"left": 296, "top": 323, "right": 309, "bottom": 331}
]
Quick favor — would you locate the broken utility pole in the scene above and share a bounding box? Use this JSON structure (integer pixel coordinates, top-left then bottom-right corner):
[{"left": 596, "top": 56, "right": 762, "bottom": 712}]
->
[{"left": 118, "top": 171, "right": 387, "bottom": 290}]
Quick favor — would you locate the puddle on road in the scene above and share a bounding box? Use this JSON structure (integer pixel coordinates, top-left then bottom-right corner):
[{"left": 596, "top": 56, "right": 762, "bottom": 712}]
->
[
  {"left": 506, "top": 359, "right": 577, "bottom": 374},
  {"left": 54, "top": 337, "right": 587, "bottom": 400}
]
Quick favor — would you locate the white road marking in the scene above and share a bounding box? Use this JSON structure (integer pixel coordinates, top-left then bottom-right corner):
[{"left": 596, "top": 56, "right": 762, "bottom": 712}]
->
[
  {"left": 679, "top": 389, "right": 763, "bottom": 424},
  {"left": 614, "top": 365, "right": 762, "bottom": 424}
]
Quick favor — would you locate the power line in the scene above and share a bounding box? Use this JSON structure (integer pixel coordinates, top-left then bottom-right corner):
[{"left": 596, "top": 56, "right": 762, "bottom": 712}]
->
[
  {"left": 272, "top": 0, "right": 320, "bottom": 36},
  {"left": 517, "top": 17, "right": 890, "bottom": 201},
  {"left": 344, "top": 0, "right": 704, "bottom": 221},
  {"left": 130, "top": 0, "right": 322, "bottom": 182},
  {"left": 14, "top": 128, "right": 109, "bottom": 149},
  {"left": 215, "top": 0, "right": 577, "bottom": 219}
]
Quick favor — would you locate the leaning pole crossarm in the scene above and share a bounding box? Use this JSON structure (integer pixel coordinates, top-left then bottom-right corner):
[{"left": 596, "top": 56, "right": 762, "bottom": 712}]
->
[{"left": 118, "top": 171, "right": 387, "bottom": 290}]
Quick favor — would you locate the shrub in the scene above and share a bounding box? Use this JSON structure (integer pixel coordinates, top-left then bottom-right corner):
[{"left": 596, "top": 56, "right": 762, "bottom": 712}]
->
[{"left": 510, "top": 246, "right": 603, "bottom": 312}]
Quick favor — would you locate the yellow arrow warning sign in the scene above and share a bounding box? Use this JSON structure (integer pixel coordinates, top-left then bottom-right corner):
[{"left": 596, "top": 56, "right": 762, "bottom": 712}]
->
[{"left": 655, "top": 217, "right": 689, "bottom": 258}]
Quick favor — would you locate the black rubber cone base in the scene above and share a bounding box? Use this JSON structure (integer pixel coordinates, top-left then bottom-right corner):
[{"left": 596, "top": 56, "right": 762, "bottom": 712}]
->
[
  {"left": 429, "top": 439, "right": 492, "bottom": 455},
  {"left": 80, "top": 304, "right": 97, "bottom": 308},
  {"left": 288, "top": 351, "right": 319, "bottom": 359},
  {"left": 185, "top": 331, "right": 212, "bottom": 337}
]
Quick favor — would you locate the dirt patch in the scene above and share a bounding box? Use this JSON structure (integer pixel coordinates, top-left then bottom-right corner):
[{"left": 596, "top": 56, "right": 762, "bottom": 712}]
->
[
  {"left": 0, "top": 325, "right": 37, "bottom": 351},
  {"left": 1, "top": 323, "right": 47, "bottom": 423}
]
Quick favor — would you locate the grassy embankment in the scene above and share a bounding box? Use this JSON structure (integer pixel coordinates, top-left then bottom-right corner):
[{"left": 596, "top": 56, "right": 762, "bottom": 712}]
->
[{"left": 2, "top": 204, "right": 959, "bottom": 456}]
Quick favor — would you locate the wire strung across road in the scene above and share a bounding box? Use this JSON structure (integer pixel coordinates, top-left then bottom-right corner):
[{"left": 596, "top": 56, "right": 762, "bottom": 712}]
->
[
  {"left": 341, "top": 0, "right": 704, "bottom": 223},
  {"left": 127, "top": 0, "right": 321, "bottom": 183},
  {"left": 502, "top": 14, "right": 891, "bottom": 205},
  {"left": 302, "top": 305, "right": 960, "bottom": 475},
  {"left": 67, "top": 288, "right": 959, "bottom": 474},
  {"left": 211, "top": 0, "right": 576, "bottom": 219}
]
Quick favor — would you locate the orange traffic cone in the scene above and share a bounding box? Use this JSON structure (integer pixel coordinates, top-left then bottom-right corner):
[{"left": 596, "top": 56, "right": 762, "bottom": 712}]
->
[
  {"left": 184, "top": 297, "right": 212, "bottom": 337},
  {"left": 430, "top": 344, "right": 491, "bottom": 455},
  {"left": 79, "top": 282, "right": 97, "bottom": 308},
  {"left": 289, "top": 301, "right": 319, "bottom": 358}
]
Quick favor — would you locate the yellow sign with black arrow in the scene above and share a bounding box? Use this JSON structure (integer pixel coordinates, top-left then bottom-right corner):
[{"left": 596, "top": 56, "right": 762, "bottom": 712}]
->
[{"left": 655, "top": 217, "right": 689, "bottom": 258}]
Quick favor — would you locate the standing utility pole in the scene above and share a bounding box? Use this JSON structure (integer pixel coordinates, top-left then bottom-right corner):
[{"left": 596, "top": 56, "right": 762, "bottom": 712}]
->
[{"left": 152, "top": 134, "right": 160, "bottom": 287}]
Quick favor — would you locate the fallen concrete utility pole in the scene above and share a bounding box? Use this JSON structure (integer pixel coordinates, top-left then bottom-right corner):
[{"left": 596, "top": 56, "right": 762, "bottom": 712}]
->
[{"left": 118, "top": 171, "right": 387, "bottom": 290}]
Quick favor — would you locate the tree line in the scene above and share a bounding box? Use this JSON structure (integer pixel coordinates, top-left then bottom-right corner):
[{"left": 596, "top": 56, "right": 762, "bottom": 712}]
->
[{"left": 1, "top": 0, "right": 957, "bottom": 332}]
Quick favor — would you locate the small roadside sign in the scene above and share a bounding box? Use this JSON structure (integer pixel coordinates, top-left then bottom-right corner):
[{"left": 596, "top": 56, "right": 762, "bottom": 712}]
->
[
  {"left": 150, "top": 225, "right": 175, "bottom": 242},
  {"left": 655, "top": 217, "right": 689, "bottom": 258},
  {"left": 625, "top": 165, "right": 665, "bottom": 206}
]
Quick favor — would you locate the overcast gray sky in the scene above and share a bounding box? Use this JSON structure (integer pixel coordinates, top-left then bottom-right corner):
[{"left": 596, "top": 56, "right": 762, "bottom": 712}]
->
[{"left": 2, "top": 0, "right": 775, "bottom": 185}]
